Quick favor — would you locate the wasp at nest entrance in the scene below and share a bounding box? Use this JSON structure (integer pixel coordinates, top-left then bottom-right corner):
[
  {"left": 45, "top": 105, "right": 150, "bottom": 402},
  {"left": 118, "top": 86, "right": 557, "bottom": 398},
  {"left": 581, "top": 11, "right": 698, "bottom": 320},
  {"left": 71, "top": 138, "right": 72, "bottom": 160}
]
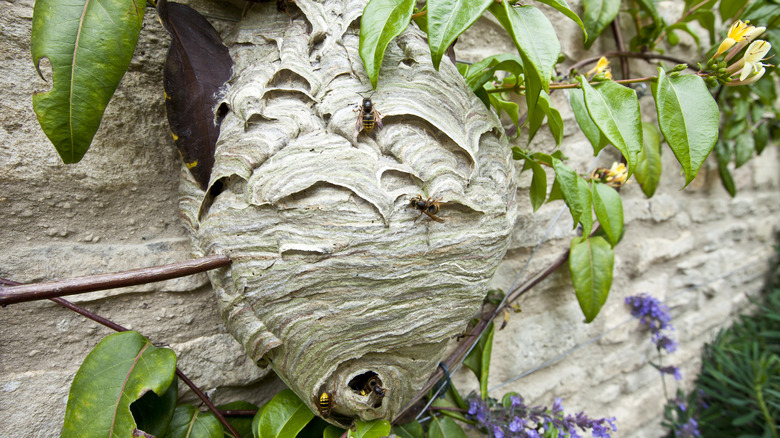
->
[
  {"left": 348, "top": 371, "right": 387, "bottom": 408},
  {"left": 409, "top": 195, "right": 444, "bottom": 223}
]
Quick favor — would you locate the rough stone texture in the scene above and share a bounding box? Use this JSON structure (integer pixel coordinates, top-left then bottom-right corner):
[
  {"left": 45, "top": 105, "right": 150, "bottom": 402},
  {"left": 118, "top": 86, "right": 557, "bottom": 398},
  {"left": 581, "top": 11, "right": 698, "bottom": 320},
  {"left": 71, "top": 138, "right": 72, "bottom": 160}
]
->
[{"left": 0, "top": 0, "right": 778, "bottom": 436}]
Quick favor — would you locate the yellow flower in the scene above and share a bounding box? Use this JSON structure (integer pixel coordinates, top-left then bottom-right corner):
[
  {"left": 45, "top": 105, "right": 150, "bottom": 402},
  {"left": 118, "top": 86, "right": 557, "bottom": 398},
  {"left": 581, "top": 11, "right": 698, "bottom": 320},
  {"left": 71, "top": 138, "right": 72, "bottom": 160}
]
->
[
  {"left": 714, "top": 20, "right": 766, "bottom": 60},
  {"left": 586, "top": 57, "right": 612, "bottom": 79},
  {"left": 590, "top": 162, "right": 628, "bottom": 188}
]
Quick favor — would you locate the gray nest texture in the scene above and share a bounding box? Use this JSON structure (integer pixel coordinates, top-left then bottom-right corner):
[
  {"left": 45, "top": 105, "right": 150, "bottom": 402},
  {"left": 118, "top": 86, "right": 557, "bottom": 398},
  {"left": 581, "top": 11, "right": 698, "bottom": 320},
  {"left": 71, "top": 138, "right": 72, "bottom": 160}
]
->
[{"left": 179, "top": 0, "right": 518, "bottom": 426}]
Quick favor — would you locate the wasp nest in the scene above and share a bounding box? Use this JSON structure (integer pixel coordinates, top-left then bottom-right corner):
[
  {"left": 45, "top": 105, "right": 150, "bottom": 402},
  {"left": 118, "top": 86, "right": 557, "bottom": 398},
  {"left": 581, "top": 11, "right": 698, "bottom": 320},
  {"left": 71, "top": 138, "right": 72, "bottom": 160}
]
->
[{"left": 179, "top": 0, "right": 518, "bottom": 426}]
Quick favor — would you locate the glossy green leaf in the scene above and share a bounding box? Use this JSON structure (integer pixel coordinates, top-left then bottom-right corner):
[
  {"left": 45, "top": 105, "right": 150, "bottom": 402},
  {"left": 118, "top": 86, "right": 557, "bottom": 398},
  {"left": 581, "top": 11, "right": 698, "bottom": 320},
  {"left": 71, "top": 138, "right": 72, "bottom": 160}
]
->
[
  {"left": 61, "top": 331, "right": 176, "bottom": 438},
  {"left": 652, "top": 68, "right": 719, "bottom": 187},
  {"left": 428, "top": 416, "right": 468, "bottom": 438},
  {"left": 754, "top": 123, "right": 769, "bottom": 155},
  {"left": 257, "top": 389, "right": 315, "bottom": 438},
  {"left": 635, "top": 122, "right": 662, "bottom": 198},
  {"left": 488, "top": 92, "right": 520, "bottom": 129},
  {"left": 359, "top": 0, "right": 415, "bottom": 88},
  {"left": 427, "top": 0, "right": 493, "bottom": 69},
  {"left": 461, "top": 54, "right": 524, "bottom": 92},
  {"left": 553, "top": 158, "right": 593, "bottom": 235},
  {"left": 569, "top": 236, "right": 614, "bottom": 323},
  {"left": 569, "top": 88, "right": 608, "bottom": 154},
  {"left": 682, "top": 11, "right": 715, "bottom": 45},
  {"left": 633, "top": 0, "right": 662, "bottom": 26},
  {"left": 392, "top": 420, "right": 425, "bottom": 438},
  {"left": 579, "top": 78, "right": 643, "bottom": 174},
  {"left": 164, "top": 405, "right": 222, "bottom": 438},
  {"left": 298, "top": 418, "right": 330, "bottom": 438},
  {"left": 324, "top": 425, "right": 347, "bottom": 438},
  {"left": 217, "top": 401, "right": 259, "bottom": 438},
  {"left": 581, "top": 0, "right": 620, "bottom": 49},
  {"left": 534, "top": 0, "right": 587, "bottom": 41},
  {"left": 131, "top": 378, "right": 178, "bottom": 437},
  {"left": 463, "top": 322, "right": 494, "bottom": 400},
  {"left": 489, "top": 3, "right": 560, "bottom": 114},
  {"left": 31, "top": 0, "right": 144, "bottom": 163},
  {"left": 715, "top": 140, "right": 736, "bottom": 197},
  {"left": 734, "top": 134, "right": 754, "bottom": 168},
  {"left": 591, "top": 182, "right": 623, "bottom": 247},
  {"left": 667, "top": 23, "right": 699, "bottom": 48},
  {"left": 528, "top": 91, "right": 563, "bottom": 146},
  {"left": 350, "top": 419, "right": 392, "bottom": 438},
  {"left": 517, "top": 152, "right": 548, "bottom": 213},
  {"left": 720, "top": 0, "right": 749, "bottom": 21}
]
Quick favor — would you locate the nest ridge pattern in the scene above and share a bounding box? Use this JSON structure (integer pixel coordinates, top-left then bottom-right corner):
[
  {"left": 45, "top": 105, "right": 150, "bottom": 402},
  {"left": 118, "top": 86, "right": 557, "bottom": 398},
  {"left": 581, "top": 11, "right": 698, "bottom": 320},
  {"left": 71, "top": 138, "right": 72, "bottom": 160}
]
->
[{"left": 179, "top": 0, "right": 518, "bottom": 425}]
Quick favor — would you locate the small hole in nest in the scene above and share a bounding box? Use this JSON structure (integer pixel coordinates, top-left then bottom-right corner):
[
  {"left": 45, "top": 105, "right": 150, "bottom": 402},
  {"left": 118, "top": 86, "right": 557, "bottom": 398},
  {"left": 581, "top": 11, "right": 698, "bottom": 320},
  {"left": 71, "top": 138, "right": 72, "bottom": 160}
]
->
[
  {"left": 401, "top": 58, "right": 415, "bottom": 67},
  {"left": 348, "top": 371, "right": 386, "bottom": 408},
  {"left": 216, "top": 103, "right": 230, "bottom": 125}
]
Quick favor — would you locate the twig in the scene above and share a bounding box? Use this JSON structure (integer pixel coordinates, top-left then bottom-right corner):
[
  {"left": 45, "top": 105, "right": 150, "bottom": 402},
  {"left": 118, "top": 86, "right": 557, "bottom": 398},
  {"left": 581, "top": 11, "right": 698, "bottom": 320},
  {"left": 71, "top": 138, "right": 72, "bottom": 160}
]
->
[
  {"left": 0, "top": 276, "right": 242, "bottom": 438},
  {"left": 0, "top": 254, "right": 230, "bottom": 306},
  {"left": 611, "top": 16, "right": 630, "bottom": 79},
  {"left": 568, "top": 51, "right": 693, "bottom": 73},
  {"left": 486, "top": 75, "right": 659, "bottom": 93}
]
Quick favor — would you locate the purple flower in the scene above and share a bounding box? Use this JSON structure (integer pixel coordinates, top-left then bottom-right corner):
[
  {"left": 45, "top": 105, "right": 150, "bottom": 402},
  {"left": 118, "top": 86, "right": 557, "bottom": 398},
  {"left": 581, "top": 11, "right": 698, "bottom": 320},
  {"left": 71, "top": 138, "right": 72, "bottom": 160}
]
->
[
  {"left": 509, "top": 416, "right": 525, "bottom": 432},
  {"left": 552, "top": 398, "right": 564, "bottom": 414},
  {"left": 654, "top": 334, "right": 679, "bottom": 353},
  {"left": 510, "top": 395, "right": 523, "bottom": 408},
  {"left": 493, "top": 425, "right": 504, "bottom": 438},
  {"left": 468, "top": 400, "right": 480, "bottom": 416},
  {"left": 676, "top": 417, "right": 700, "bottom": 437},
  {"left": 525, "top": 430, "right": 540, "bottom": 438},
  {"left": 625, "top": 293, "right": 673, "bottom": 332},
  {"left": 660, "top": 366, "right": 683, "bottom": 381}
]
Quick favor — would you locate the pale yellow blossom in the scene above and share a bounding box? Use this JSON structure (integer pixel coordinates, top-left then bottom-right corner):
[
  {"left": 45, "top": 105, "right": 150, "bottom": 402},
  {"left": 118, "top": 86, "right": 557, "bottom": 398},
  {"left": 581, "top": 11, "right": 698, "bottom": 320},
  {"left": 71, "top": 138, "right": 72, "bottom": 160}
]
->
[
  {"left": 714, "top": 20, "right": 766, "bottom": 60},
  {"left": 586, "top": 57, "right": 612, "bottom": 79}
]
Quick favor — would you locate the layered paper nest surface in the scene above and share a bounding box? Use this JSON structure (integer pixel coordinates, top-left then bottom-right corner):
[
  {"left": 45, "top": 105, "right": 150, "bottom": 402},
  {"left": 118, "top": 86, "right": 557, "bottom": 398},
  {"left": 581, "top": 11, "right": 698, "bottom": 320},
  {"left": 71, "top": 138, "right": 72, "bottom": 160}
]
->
[{"left": 179, "top": 0, "right": 519, "bottom": 425}]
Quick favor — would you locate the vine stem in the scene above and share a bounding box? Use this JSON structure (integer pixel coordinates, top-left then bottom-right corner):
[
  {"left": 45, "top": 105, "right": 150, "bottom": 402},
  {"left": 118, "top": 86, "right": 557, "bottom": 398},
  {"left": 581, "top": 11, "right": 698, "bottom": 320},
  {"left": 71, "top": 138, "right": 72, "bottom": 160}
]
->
[
  {"left": 0, "top": 276, "right": 243, "bottom": 438},
  {"left": 0, "top": 254, "right": 230, "bottom": 306},
  {"left": 567, "top": 50, "right": 693, "bottom": 73},
  {"left": 486, "top": 75, "right": 658, "bottom": 93}
]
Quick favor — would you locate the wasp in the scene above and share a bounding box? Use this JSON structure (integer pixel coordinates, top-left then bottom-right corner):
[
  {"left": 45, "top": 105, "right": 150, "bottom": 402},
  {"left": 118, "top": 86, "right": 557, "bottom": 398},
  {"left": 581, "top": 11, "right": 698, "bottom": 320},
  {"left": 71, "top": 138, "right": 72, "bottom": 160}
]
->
[
  {"left": 317, "top": 392, "right": 333, "bottom": 417},
  {"left": 365, "top": 377, "right": 386, "bottom": 400},
  {"left": 409, "top": 195, "right": 444, "bottom": 223},
  {"left": 355, "top": 92, "right": 383, "bottom": 135}
]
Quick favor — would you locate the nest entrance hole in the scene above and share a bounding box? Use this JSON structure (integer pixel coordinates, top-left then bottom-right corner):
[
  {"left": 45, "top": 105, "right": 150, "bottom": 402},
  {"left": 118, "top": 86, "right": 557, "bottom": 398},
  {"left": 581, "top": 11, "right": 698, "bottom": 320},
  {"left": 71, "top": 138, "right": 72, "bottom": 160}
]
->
[{"left": 348, "top": 371, "right": 385, "bottom": 408}]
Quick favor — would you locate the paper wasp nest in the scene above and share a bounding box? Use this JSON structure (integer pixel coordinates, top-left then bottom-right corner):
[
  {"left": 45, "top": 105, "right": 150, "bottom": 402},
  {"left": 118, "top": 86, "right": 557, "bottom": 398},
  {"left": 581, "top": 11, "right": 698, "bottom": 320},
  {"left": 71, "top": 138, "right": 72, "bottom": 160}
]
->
[{"left": 179, "top": 0, "right": 518, "bottom": 426}]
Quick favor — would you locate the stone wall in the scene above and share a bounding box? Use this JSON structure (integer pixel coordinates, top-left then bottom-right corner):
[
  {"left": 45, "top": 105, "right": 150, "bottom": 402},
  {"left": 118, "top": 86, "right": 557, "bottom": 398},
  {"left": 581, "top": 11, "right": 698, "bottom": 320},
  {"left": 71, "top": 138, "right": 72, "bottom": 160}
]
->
[{"left": 0, "top": 0, "right": 777, "bottom": 436}]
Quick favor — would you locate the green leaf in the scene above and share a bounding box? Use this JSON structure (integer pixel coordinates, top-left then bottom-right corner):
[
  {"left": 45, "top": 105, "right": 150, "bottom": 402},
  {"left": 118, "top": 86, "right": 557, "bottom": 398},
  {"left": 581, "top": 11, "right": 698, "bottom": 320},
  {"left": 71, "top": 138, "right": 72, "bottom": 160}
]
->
[
  {"left": 579, "top": 78, "right": 643, "bottom": 174},
  {"left": 257, "top": 389, "right": 315, "bottom": 438},
  {"left": 359, "top": 0, "right": 416, "bottom": 88},
  {"left": 635, "top": 122, "right": 662, "bottom": 198},
  {"left": 488, "top": 92, "right": 520, "bottom": 129},
  {"left": 720, "top": 0, "right": 749, "bottom": 21},
  {"left": 633, "top": 0, "right": 662, "bottom": 26},
  {"left": 534, "top": 0, "right": 587, "bottom": 41},
  {"left": 164, "top": 405, "right": 222, "bottom": 438},
  {"left": 590, "top": 182, "right": 623, "bottom": 247},
  {"left": 682, "top": 11, "right": 715, "bottom": 45},
  {"left": 31, "top": 0, "right": 145, "bottom": 163},
  {"left": 569, "top": 88, "right": 609, "bottom": 154},
  {"left": 217, "top": 401, "right": 259, "bottom": 438},
  {"left": 714, "top": 140, "right": 736, "bottom": 197},
  {"left": 666, "top": 23, "right": 699, "bottom": 48},
  {"left": 392, "top": 420, "right": 425, "bottom": 438},
  {"left": 324, "top": 425, "right": 347, "bottom": 438},
  {"left": 528, "top": 91, "right": 563, "bottom": 146},
  {"left": 61, "top": 331, "right": 177, "bottom": 438},
  {"left": 489, "top": 3, "right": 560, "bottom": 114},
  {"left": 298, "top": 417, "right": 330, "bottom": 438},
  {"left": 427, "top": 0, "right": 493, "bottom": 70},
  {"left": 734, "top": 134, "right": 754, "bottom": 168},
  {"left": 518, "top": 153, "right": 548, "bottom": 212},
  {"left": 351, "top": 419, "right": 392, "bottom": 438},
  {"left": 461, "top": 54, "right": 524, "bottom": 92},
  {"left": 553, "top": 158, "right": 593, "bottom": 235},
  {"left": 754, "top": 123, "right": 769, "bottom": 155},
  {"left": 131, "top": 379, "right": 178, "bottom": 437},
  {"left": 569, "top": 236, "right": 614, "bottom": 323},
  {"left": 652, "top": 68, "right": 719, "bottom": 187},
  {"left": 463, "top": 322, "right": 495, "bottom": 400},
  {"left": 428, "top": 416, "right": 468, "bottom": 438},
  {"left": 581, "top": 0, "right": 620, "bottom": 49}
]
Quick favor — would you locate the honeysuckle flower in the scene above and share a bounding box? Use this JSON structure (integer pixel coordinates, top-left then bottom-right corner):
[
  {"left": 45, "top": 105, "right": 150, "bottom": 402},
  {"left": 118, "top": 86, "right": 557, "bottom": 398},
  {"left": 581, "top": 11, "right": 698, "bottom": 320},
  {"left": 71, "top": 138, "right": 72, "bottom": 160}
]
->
[
  {"left": 726, "top": 40, "right": 772, "bottom": 85},
  {"left": 590, "top": 162, "right": 628, "bottom": 188},
  {"left": 586, "top": 56, "right": 612, "bottom": 79},
  {"left": 714, "top": 20, "right": 765, "bottom": 60}
]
